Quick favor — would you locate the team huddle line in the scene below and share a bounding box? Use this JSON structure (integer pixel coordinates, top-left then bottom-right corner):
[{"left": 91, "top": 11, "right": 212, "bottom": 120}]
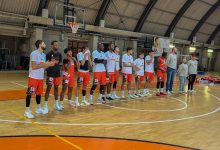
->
[{"left": 24, "top": 40, "right": 198, "bottom": 119}]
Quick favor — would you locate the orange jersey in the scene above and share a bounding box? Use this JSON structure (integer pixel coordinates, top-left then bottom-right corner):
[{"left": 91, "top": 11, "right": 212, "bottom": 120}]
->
[{"left": 157, "top": 57, "right": 166, "bottom": 73}]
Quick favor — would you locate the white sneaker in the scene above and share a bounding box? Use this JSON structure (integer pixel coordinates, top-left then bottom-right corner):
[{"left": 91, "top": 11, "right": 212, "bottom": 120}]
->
[
  {"left": 170, "top": 91, "right": 174, "bottom": 94},
  {"left": 54, "top": 104, "right": 62, "bottom": 111},
  {"left": 72, "top": 101, "right": 80, "bottom": 107},
  {"left": 167, "top": 91, "right": 172, "bottom": 95},
  {"left": 81, "top": 100, "right": 90, "bottom": 106},
  {"left": 138, "top": 94, "right": 144, "bottom": 97},
  {"left": 96, "top": 99, "right": 102, "bottom": 105},
  {"left": 112, "top": 93, "right": 120, "bottom": 99},
  {"left": 133, "top": 94, "right": 139, "bottom": 98},
  {"left": 188, "top": 90, "right": 192, "bottom": 93},
  {"left": 121, "top": 95, "right": 125, "bottom": 99},
  {"left": 24, "top": 110, "right": 35, "bottom": 119},
  {"left": 128, "top": 94, "right": 135, "bottom": 99},
  {"left": 43, "top": 106, "right": 49, "bottom": 114},
  {"left": 35, "top": 107, "right": 44, "bottom": 114}
]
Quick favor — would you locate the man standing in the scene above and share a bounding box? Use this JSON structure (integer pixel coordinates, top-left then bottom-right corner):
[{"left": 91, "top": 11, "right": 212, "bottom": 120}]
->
[
  {"left": 121, "top": 47, "right": 135, "bottom": 99},
  {"left": 24, "top": 40, "right": 55, "bottom": 119},
  {"left": 111, "top": 46, "right": 121, "bottom": 99},
  {"left": 144, "top": 50, "right": 155, "bottom": 96},
  {"left": 105, "top": 43, "right": 116, "bottom": 100},
  {"left": 75, "top": 47, "right": 91, "bottom": 106},
  {"left": 43, "top": 41, "right": 62, "bottom": 113},
  {"left": 166, "top": 47, "right": 177, "bottom": 95},
  {"left": 89, "top": 43, "right": 107, "bottom": 105}
]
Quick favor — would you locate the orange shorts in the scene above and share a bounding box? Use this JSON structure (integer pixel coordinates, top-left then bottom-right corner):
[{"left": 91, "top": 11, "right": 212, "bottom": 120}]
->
[
  {"left": 135, "top": 75, "right": 144, "bottom": 81},
  {"left": 157, "top": 72, "right": 166, "bottom": 81},
  {"left": 123, "top": 73, "right": 132, "bottom": 82},
  {"left": 77, "top": 72, "right": 90, "bottom": 86},
  {"left": 27, "top": 77, "right": 44, "bottom": 95},
  {"left": 145, "top": 72, "right": 154, "bottom": 81},
  {"left": 94, "top": 72, "right": 106, "bottom": 85},
  {"left": 46, "top": 77, "right": 61, "bottom": 86},
  {"left": 63, "top": 75, "right": 74, "bottom": 87},
  {"left": 115, "top": 70, "right": 120, "bottom": 82},
  {"left": 108, "top": 72, "right": 115, "bottom": 84}
]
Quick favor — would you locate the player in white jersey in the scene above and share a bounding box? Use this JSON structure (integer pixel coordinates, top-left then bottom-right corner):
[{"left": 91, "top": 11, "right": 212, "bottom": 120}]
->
[
  {"left": 112, "top": 46, "right": 121, "bottom": 99},
  {"left": 121, "top": 47, "right": 135, "bottom": 99},
  {"left": 24, "top": 40, "right": 55, "bottom": 119},
  {"left": 133, "top": 52, "right": 145, "bottom": 98},
  {"left": 105, "top": 43, "right": 116, "bottom": 100},
  {"left": 144, "top": 50, "right": 155, "bottom": 96},
  {"left": 89, "top": 43, "right": 107, "bottom": 105}
]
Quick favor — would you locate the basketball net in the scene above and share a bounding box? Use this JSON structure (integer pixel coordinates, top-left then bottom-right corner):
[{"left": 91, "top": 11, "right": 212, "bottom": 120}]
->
[{"left": 66, "top": 22, "right": 80, "bottom": 34}]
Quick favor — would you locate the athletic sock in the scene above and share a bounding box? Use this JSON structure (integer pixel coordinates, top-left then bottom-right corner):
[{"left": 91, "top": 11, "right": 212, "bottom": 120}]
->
[{"left": 26, "top": 107, "right": 30, "bottom": 112}]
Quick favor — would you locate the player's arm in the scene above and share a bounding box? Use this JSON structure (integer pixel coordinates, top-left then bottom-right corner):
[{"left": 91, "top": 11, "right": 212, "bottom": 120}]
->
[
  {"left": 63, "top": 59, "right": 70, "bottom": 71},
  {"left": 31, "top": 61, "right": 54, "bottom": 70}
]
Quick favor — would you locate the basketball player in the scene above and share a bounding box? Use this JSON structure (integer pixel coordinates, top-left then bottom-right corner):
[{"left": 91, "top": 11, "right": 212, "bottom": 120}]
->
[
  {"left": 24, "top": 40, "right": 55, "bottom": 119},
  {"left": 75, "top": 47, "right": 91, "bottom": 106},
  {"left": 43, "top": 40, "right": 62, "bottom": 113},
  {"left": 144, "top": 50, "right": 155, "bottom": 96},
  {"left": 121, "top": 47, "right": 135, "bottom": 99},
  {"left": 60, "top": 48, "right": 76, "bottom": 108},
  {"left": 105, "top": 43, "right": 116, "bottom": 100},
  {"left": 133, "top": 52, "right": 145, "bottom": 97},
  {"left": 111, "top": 46, "right": 120, "bottom": 99},
  {"left": 89, "top": 43, "right": 107, "bottom": 105},
  {"left": 156, "top": 52, "right": 167, "bottom": 96}
]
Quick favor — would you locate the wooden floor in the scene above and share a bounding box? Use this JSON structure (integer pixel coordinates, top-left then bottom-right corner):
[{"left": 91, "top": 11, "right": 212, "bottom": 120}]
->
[{"left": 0, "top": 72, "right": 220, "bottom": 150}]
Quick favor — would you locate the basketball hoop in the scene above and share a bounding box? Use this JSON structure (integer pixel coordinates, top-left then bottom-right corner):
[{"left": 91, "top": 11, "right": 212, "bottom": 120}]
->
[{"left": 66, "top": 22, "right": 80, "bottom": 34}]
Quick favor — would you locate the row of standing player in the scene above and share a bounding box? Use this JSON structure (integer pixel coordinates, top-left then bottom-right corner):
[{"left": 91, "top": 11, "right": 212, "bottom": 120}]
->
[{"left": 23, "top": 40, "right": 170, "bottom": 119}]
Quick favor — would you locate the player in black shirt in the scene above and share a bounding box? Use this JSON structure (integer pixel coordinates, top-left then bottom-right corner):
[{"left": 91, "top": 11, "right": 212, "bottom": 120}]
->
[{"left": 43, "top": 40, "right": 63, "bottom": 113}]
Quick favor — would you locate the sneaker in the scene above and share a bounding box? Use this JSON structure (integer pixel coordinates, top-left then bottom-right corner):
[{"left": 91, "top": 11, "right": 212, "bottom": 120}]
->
[
  {"left": 156, "top": 92, "right": 161, "bottom": 96},
  {"left": 188, "top": 90, "right": 192, "bottom": 93},
  {"left": 133, "top": 94, "right": 139, "bottom": 98},
  {"left": 96, "top": 99, "right": 102, "bottom": 105},
  {"left": 142, "top": 92, "right": 148, "bottom": 97},
  {"left": 24, "top": 110, "right": 35, "bottom": 119},
  {"left": 42, "top": 106, "right": 49, "bottom": 114},
  {"left": 167, "top": 91, "right": 172, "bottom": 95},
  {"left": 170, "top": 91, "right": 174, "bottom": 94},
  {"left": 35, "top": 107, "right": 44, "bottom": 114},
  {"left": 121, "top": 95, "right": 125, "bottom": 99},
  {"left": 102, "top": 97, "right": 106, "bottom": 104},
  {"left": 128, "top": 94, "right": 135, "bottom": 99},
  {"left": 60, "top": 104, "right": 64, "bottom": 109},
  {"left": 114, "top": 94, "right": 121, "bottom": 99},
  {"left": 160, "top": 92, "right": 166, "bottom": 96},
  {"left": 81, "top": 100, "right": 90, "bottom": 106},
  {"left": 138, "top": 94, "right": 144, "bottom": 97},
  {"left": 72, "top": 101, "right": 80, "bottom": 107},
  {"left": 54, "top": 104, "right": 62, "bottom": 111},
  {"left": 106, "top": 96, "right": 114, "bottom": 100}
]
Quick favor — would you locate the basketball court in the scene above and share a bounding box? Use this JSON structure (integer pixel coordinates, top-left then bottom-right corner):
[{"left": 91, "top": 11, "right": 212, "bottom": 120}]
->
[{"left": 1, "top": 0, "right": 220, "bottom": 150}]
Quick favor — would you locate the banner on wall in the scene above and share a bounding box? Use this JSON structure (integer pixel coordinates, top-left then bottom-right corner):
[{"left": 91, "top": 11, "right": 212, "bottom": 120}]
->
[{"left": 152, "top": 37, "right": 170, "bottom": 56}]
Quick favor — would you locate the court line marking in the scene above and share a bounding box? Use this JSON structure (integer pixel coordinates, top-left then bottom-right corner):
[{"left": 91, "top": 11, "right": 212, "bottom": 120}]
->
[
  {"left": 104, "top": 97, "right": 187, "bottom": 112},
  {"left": 8, "top": 109, "right": 84, "bottom": 150},
  {"left": 0, "top": 83, "right": 220, "bottom": 126}
]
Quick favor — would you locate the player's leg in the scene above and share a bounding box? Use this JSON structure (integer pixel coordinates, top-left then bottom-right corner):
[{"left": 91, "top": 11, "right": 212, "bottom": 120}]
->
[
  {"left": 121, "top": 74, "right": 126, "bottom": 98},
  {"left": 112, "top": 71, "right": 120, "bottom": 99},
  {"left": 24, "top": 78, "right": 36, "bottom": 119},
  {"left": 35, "top": 80, "right": 45, "bottom": 114},
  {"left": 89, "top": 73, "right": 99, "bottom": 105},
  {"left": 127, "top": 74, "right": 135, "bottom": 99},
  {"left": 75, "top": 73, "right": 82, "bottom": 107},
  {"left": 80, "top": 72, "right": 90, "bottom": 106}
]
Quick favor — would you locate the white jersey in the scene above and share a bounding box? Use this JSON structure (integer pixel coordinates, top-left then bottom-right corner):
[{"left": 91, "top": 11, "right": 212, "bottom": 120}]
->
[
  {"left": 92, "top": 50, "right": 107, "bottom": 72},
  {"left": 134, "top": 58, "right": 144, "bottom": 76},
  {"left": 115, "top": 53, "right": 120, "bottom": 71},
  {"left": 105, "top": 51, "right": 116, "bottom": 73},
  {"left": 29, "top": 50, "right": 46, "bottom": 80},
  {"left": 122, "top": 53, "right": 133, "bottom": 74},
  {"left": 77, "top": 52, "right": 84, "bottom": 61},
  {"left": 145, "top": 55, "right": 154, "bottom": 72}
]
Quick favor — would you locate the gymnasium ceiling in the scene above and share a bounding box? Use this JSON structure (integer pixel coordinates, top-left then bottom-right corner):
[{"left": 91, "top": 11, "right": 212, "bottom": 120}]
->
[{"left": 0, "top": 0, "right": 220, "bottom": 45}]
